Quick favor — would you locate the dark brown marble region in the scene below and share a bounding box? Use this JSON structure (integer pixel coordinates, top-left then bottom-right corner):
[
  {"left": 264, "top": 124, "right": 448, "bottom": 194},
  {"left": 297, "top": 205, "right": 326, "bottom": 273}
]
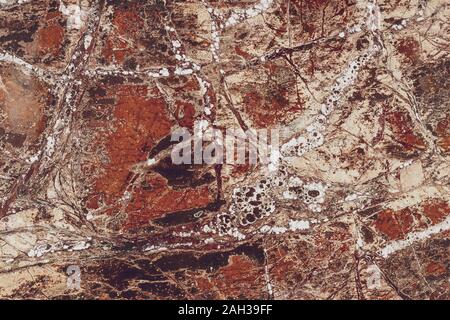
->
[{"left": 0, "top": 0, "right": 449, "bottom": 300}]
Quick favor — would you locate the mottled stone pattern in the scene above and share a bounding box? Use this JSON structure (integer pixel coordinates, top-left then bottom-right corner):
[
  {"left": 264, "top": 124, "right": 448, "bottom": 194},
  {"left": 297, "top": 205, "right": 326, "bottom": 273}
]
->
[{"left": 0, "top": 0, "right": 449, "bottom": 300}]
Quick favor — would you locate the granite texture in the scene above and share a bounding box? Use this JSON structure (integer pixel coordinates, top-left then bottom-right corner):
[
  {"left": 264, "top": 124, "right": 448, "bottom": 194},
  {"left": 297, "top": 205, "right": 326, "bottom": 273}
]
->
[{"left": 0, "top": 0, "right": 449, "bottom": 299}]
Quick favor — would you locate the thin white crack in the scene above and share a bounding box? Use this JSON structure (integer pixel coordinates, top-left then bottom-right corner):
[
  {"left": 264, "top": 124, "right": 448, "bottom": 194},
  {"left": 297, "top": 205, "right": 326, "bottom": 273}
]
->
[{"left": 380, "top": 215, "right": 450, "bottom": 258}]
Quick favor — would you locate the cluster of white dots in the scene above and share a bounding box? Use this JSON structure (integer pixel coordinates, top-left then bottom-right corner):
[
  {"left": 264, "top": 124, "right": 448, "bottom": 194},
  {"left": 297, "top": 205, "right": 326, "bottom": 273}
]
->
[
  {"left": 164, "top": 26, "right": 215, "bottom": 117},
  {"left": 281, "top": 47, "right": 377, "bottom": 158},
  {"left": 208, "top": 18, "right": 221, "bottom": 62},
  {"left": 164, "top": 27, "right": 202, "bottom": 76},
  {"left": 27, "top": 238, "right": 91, "bottom": 258},
  {"left": 282, "top": 177, "right": 328, "bottom": 213},
  {"left": 223, "top": 0, "right": 274, "bottom": 28},
  {"left": 279, "top": 0, "right": 382, "bottom": 157},
  {"left": 207, "top": 163, "right": 330, "bottom": 239}
]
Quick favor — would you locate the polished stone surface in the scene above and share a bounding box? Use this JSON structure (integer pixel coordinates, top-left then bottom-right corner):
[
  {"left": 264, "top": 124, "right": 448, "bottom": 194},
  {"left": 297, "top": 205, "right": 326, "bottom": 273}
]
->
[{"left": 0, "top": 0, "right": 448, "bottom": 299}]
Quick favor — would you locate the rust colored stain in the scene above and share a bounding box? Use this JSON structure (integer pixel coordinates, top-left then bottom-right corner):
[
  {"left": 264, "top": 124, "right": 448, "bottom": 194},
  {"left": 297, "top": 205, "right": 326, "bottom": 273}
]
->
[
  {"left": 374, "top": 208, "right": 414, "bottom": 240},
  {"left": 88, "top": 83, "right": 213, "bottom": 229},
  {"left": 396, "top": 37, "right": 420, "bottom": 64},
  {"left": 243, "top": 84, "right": 302, "bottom": 127},
  {"left": 103, "top": 38, "right": 132, "bottom": 64},
  {"left": 191, "top": 255, "right": 266, "bottom": 299},
  {"left": 436, "top": 117, "right": 450, "bottom": 153},
  {"left": 425, "top": 261, "right": 447, "bottom": 277},
  {"left": 113, "top": 9, "right": 143, "bottom": 36},
  {"left": 386, "top": 110, "right": 426, "bottom": 150},
  {"left": 93, "top": 85, "right": 172, "bottom": 203},
  {"left": 234, "top": 46, "right": 253, "bottom": 59},
  {"left": 210, "top": 255, "right": 265, "bottom": 299},
  {"left": 422, "top": 199, "right": 450, "bottom": 224},
  {"left": 268, "top": 247, "right": 296, "bottom": 283},
  {"left": 175, "top": 100, "right": 196, "bottom": 128},
  {"left": 123, "top": 174, "right": 212, "bottom": 230},
  {"left": 37, "top": 25, "right": 64, "bottom": 55},
  {"left": 102, "top": 7, "right": 144, "bottom": 64},
  {"left": 36, "top": 12, "right": 65, "bottom": 56}
]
